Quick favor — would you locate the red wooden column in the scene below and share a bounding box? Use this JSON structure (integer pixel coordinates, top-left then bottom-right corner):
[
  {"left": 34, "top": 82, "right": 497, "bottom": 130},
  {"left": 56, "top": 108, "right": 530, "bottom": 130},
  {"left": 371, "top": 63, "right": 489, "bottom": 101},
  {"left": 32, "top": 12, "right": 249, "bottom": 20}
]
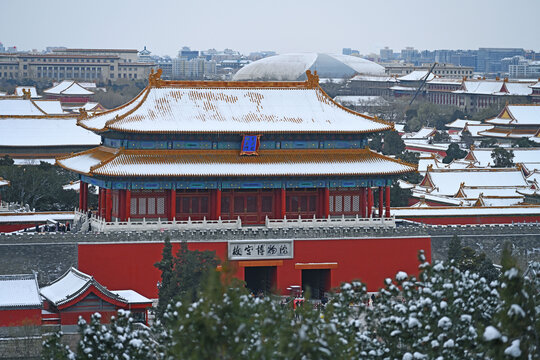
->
[
  {"left": 278, "top": 188, "right": 286, "bottom": 218},
  {"left": 118, "top": 190, "right": 126, "bottom": 221},
  {"left": 169, "top": 189, "right": 176, "bottom": 221},
  {"left": 323, "top": 187, "right": 330, "bottom": 218},
  {"left": 105, "top": 189, "right": 112, "bottom": 222},
  {"left": 367, "top": 187, "right": 373, "bottom": 218},
  {"left": 385, "top": 185, "right": 391, "bottom": 218},
  {"left": 79, "top": 182, "right": 84, "bottom": 211},
  {"left": 125, "top": 190, "right": 131, "bottom": 221},
  {"left": 360, "top": 188, "right": 366, "bottom": 218},
  {"left": 378, "top": 186, "right": 384, "bottom": 218},
  {"left": 215, "top": 189, "right": 221, "bottom": 219},
  {"left": 80, "top": 181, "right": 89, "bottom": 212}
]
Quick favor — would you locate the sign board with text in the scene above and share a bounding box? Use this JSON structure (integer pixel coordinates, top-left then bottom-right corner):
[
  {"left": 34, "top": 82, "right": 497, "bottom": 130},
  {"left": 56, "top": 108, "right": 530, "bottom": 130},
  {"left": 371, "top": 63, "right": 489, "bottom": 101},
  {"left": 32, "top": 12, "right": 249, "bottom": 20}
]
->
[{"left": 228, "top": 240, "right": 294, "bottom": 260}]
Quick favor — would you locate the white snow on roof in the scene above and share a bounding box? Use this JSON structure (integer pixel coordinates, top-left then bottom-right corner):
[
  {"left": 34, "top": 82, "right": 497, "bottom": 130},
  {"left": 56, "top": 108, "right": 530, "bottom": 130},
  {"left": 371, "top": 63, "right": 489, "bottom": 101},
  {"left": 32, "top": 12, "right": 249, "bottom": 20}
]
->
[
  {"left": 0, "top": 117, "right": 100, "bottom": 146},
  {"left": 486, "top": 105, "right": 540, "bottom": 125},
  {"left": 0, "top": 99, "right": 46, "bottom": 116},
  {"left": 460, "top": 81, "right": 504, "bottom": 94},
  {"left": 390, "top": 85, "right": 417, "bottom": 91},
  {"left": 393, "top": 205, "right": 540, "bottom": 217},
  {"left": 33, "top": 100, "right": 65, "bottom": 115},
  {"left": 350, "top": 75, "right": 397, "bottom": 82},
  {"left": 423, "top": 169, "right": 528, "bottom": 196},
  {"left": 457, "top": 80, "right": 534, "bottom": 95},
  {"left": 445, "top": 119, "right": 481, "bottom": 129},
  {"left": 0, "top": 274, "right": 41, "bottom": 308},
  {"left": 0, "top": 213, "right": 74, "bottom": 223},
  {"left": 80, "top": 87, "right": 392, "bottom": 134},
  {"left": 57, "top": 148, "right": 113, "bottom": 173},
  {"left": 468, "top": 148, "right": 540, "bottom": 168},
  {"left": 397, "top": 70, "right": 435, "bottom": 82},
  {"left": 0, "top": 178, "right": 8, "bottom": 187},
  {"left": 66, "top": 149, "right": 415, "bottom": 177},
  {"left": 479, "top": 197, "right": 523, "bottom": 207},
  {"left": 40, "top": 268, "right": 92, "bottom": 305},
  {"left": 411, "top": 191, "right": 467, "bottom": 206},
  {"left": 427, "top": 78, "right": 463, "bottom": 85},
  {"left": 459, "top": 187, "right": 523, "bottom": 198},
  {"left": 0, "top": 91, "right": 6, "bottom": 97},
  {"left": 404, "top": 127, "right": 437, "bottom": 139},
  {"left": 44, "top": 80, "right": 94, "bottom": 96},
  {"left": 62, "top": 180, "right": 98, "bottom": 194},
  {"left": 463, "top": 124, "right": 494, "bottom": 137},
  {"left": 112, "top": 290, "right": 152, "bottom": 304},
  {"left": 505, "top": 83, "right": 533, "bottom": 96},
  {"left": 15, "top": 86, "right": 40, "bottom": 98}
]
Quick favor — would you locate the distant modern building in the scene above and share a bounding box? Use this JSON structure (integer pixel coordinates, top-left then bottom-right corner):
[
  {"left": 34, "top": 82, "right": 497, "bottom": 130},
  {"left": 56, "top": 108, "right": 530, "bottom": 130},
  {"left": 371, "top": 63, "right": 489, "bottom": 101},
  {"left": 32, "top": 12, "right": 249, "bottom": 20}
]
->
[
  {"left": 385, "top": 63, "right": 473, "bottom": 78},
  {"left": 379, "top": 47, "right": 394, "bottom": 61},
  {"left": 0, "top": 48, "right": 155, "bottom": 82},
  {"left": 233, "top": 53, "right": 384, "bottom": 81},
  {"left": 172, "top": 57, "right": 217, "bottom": 79},
  {"left": 477, "top": 48, "right": 525, "bottom": 74}
]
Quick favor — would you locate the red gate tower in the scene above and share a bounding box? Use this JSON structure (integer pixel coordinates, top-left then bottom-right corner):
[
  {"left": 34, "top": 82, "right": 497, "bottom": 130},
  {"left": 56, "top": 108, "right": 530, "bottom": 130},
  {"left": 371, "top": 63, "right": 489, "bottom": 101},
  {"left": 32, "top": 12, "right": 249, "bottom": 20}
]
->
[{"left": 58, "top": 70, "right": 426, "bottom": 298}]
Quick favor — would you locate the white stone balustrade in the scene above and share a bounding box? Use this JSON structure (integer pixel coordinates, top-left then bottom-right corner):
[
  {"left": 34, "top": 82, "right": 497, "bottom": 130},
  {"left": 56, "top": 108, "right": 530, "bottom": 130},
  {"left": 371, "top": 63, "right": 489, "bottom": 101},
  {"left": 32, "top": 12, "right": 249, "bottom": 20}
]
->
[{"left": 80, "top": 212, "right": 395, "bottom": 233}]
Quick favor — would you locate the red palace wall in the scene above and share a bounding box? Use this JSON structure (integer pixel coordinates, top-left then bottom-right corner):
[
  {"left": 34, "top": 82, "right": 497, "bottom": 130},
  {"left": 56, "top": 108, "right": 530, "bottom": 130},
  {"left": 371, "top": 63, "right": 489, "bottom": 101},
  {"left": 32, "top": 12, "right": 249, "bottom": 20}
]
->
[
  {"left": 0, "top": 309, "right": 41, "bottom": 327},
  {"left": 0, "top": 223, "right": 36, "bottom": 233},
  {"left": 78, "top": 237, "right": 431, "bottom": 299}
]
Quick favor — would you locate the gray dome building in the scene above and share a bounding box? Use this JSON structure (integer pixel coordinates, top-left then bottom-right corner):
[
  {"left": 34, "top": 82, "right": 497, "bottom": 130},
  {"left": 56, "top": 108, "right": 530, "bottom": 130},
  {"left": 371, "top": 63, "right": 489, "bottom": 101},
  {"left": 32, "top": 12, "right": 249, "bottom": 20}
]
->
[{"left": 233, "top": 53, "right": 384, "bottom": 81}]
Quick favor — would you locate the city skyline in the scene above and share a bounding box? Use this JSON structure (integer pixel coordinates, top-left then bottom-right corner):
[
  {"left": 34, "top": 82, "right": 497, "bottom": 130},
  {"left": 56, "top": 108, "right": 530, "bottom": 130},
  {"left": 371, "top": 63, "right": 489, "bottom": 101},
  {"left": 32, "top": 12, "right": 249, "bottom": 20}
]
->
[{"left": 1, "top": 0, "right": 539, "bottom": 57}]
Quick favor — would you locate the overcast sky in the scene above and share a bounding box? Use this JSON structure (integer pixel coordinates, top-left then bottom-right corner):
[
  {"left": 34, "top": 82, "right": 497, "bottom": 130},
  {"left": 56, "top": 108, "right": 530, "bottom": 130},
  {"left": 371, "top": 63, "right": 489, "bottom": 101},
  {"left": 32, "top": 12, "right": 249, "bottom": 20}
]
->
[{"left": 1, "top": 0, "right": 539, "bottom": 56}]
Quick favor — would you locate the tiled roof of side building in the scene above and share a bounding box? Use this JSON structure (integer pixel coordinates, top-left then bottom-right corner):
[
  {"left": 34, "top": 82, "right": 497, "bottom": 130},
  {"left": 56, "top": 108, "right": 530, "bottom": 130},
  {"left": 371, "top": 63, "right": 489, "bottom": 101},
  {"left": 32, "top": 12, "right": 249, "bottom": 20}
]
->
[
  {"left": 0, "top": 273, "right": 42, "bottom": 309},
  {"left": 484, "top": 104, "right": 540, "bottom": 126},
  {"left": 419, "top": 168, "right": 529, "bottom": 196},
  {"left": 40, "top": 267, "right": 127, "bottom": 307},
  {"left": 44, "top": 80, "right": 94, "bottom": 96},
  {"left": 78, "top": 71, "right": 393, "bottom": 134},
  {"left": 0, "top": 116, "right": 100, "bottom": 147},
  {"left": 56, "top": 147, "right": 417, "bottom": 177}
]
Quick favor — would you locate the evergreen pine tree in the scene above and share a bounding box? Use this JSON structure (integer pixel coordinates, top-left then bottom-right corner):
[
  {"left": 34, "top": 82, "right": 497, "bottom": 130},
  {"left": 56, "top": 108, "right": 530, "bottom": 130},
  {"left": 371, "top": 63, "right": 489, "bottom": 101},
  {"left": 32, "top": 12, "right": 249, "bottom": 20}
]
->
[
  {"left": 41, "top": 331, "right": 73, "bottom": 360},
  {"left": 154, "top": 236, "right": 174, "bottom": 319},
  {"left": 482, "top": 246, "right": 539, "bottom": 359},
  {"left": 447, "top": 235, "right": 462, "bottom": 263}
]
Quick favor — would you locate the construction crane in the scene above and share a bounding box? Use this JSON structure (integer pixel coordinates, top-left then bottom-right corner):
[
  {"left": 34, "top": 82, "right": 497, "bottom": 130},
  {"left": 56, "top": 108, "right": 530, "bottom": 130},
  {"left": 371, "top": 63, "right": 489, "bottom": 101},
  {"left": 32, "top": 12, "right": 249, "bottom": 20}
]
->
[{"left": 408, "top": 62, "right": 438, "bottom": 106}]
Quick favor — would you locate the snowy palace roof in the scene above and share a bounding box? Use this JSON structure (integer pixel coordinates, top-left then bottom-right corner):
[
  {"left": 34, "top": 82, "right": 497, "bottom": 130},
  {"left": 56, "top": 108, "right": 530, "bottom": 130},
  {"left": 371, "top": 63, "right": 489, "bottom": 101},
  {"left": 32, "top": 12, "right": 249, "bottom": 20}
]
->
[
  {"left": 484, "top": 104, "right": 540, "bottom": 126},
  {"left": 77, "top": 70, "right": 393, "bottom": 134},
  {"left": 0, "top": 116, "right": 100, "bottom": 147},
  {"left": 40, "top": 267, "right": 127, "bottom": 308},
  {"left": 57, "top": 147, "right": 416, "bottom": 177},
  {"left": 0, "top": 98, "right": 65, "bottom": 116},
  {"left": 44, "top": 80, "right": 94, "bottom": 96},
  {"left": 419, "top": 167, "right": 529, "bottom": 196},
  {"left": 0, "top": 273, "right": 42, "bottom": 309},
  {"left": 465, "top": 147, "right": 540, "bottom": 169}
]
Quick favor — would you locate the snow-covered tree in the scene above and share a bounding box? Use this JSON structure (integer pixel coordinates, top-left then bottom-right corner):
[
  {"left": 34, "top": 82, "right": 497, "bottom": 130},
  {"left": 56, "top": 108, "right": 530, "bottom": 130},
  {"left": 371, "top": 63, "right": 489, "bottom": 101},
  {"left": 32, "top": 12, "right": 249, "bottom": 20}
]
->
[
  {"left": 373, "top": 251, "right": 499, "bottom": 360},
  {"left": 482, "top": 257, "right": 539, "bottom": 360},
  {"left": 76, "top": 311, "right": 160, "bottom": 360}
]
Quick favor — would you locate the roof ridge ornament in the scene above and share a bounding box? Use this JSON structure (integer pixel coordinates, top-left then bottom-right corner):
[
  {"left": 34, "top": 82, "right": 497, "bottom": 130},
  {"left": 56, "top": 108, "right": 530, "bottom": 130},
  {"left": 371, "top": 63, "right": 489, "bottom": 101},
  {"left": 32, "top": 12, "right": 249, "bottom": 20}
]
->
[
  {"left": 305, "top": 70, "right": 319, "bottom": 88},
  {"left": 148, "top": 68, "right": 163, "bottom": 87},
  {"left": 78, "top": 108, "right": 89, "bottom": 120},
  {"left": 22, "top": 88, "right": 31, "bottom": 100}
]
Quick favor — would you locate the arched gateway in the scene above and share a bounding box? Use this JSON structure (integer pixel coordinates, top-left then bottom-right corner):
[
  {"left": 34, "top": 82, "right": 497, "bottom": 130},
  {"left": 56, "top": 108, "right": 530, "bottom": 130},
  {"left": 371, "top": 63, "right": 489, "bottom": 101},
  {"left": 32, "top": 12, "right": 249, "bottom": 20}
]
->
[{"left": 57, "top": 70, "right": 423, "bottom": 298}]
